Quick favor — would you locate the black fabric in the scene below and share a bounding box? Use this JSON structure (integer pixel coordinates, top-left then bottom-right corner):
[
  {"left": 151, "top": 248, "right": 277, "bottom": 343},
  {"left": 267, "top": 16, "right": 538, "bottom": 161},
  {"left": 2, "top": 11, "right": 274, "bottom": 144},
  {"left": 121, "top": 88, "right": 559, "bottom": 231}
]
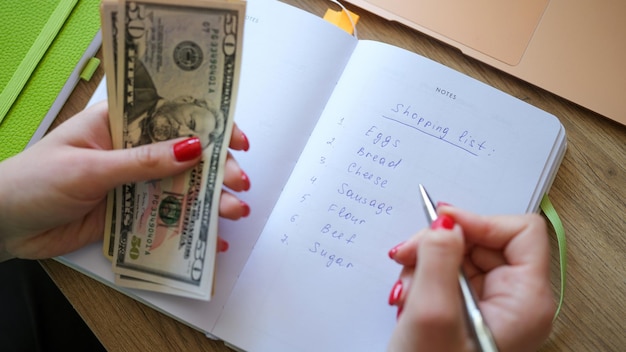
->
[{"left": 0, "top": 259, "right": 106, "bottom": 352}]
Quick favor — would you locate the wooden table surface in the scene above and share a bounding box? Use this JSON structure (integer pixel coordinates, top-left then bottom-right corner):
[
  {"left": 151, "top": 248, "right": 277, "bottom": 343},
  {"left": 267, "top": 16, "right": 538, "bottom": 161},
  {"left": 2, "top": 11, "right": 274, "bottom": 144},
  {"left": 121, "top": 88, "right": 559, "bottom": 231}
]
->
[{"left": 41, "top": 0, "right": 626, "bottom": 351}]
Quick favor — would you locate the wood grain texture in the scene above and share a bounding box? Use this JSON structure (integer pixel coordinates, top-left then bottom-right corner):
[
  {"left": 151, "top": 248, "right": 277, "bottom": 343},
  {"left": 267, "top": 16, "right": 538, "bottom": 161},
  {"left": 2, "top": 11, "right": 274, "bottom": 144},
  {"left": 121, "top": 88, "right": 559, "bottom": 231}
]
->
[{"left": 41, "top": 0, "right": 626, "bottom": 351}]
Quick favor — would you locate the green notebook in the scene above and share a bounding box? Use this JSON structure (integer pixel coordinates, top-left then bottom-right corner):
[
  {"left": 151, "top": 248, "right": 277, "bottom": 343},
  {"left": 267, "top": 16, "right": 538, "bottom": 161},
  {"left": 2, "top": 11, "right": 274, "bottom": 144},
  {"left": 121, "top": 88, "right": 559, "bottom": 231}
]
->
[{"left": 0, "top": 0, "right": 101, "bottom": 161}]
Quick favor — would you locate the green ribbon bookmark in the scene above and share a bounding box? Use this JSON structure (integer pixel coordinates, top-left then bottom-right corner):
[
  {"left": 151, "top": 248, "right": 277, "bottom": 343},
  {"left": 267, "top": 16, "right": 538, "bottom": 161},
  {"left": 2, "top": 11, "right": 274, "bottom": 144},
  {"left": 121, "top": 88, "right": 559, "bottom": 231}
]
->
[
  {"left": 540, "top": 194, "right": 567, "bottom": 320},
  {"left": 80, "top": 57, "right": 101, "bottom": 81}
]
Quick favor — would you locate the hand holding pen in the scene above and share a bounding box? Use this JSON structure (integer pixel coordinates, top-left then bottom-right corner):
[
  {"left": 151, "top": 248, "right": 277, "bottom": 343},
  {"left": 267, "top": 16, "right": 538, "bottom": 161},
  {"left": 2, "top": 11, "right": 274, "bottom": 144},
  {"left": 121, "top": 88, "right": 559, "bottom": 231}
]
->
[{"left": 386, "top": 193, "right": 555, "bottom": 352}]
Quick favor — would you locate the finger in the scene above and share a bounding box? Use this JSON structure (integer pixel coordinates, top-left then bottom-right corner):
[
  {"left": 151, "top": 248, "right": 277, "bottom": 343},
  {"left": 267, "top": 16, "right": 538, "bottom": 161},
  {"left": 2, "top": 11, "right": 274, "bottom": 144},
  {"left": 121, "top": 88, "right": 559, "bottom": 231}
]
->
[
  {"left": 389, "top": 225, "right": 469, "bottom": 266},
  {"left": 91, "top": 136, "right": 202, "bottom": 189},
  {"left": 409, "top": 228, "right": 465, "bottom": 310},
  {"left": 401, "top": 228, "right": 467, "bottom": 347},
  {"left": 388, "top": 266, "right": 415, "bottom": 308},
  {"left": 388, "top": 229, "right": 425, "bottom": 265},
  {"left": 389, "top": 205, "right": 461, "bottom": 265},
  {"left": 223, "top": 152, "right": 250, "bottom": 192},
  {"left": 217, "top": 237, "right": 229, "bottom": 252},
  {"left": 219, "top": 190, "right": 250, "bottom": 220},
  {"left": 229, "top": 123, "right": 249, "bottom": 151},
  {"left": 43, "top": 101, "right": 112, "bottom": 149},
  {"left": 440, "top": 206, "right": 550, "bottom": 269},
  {"left": 470, "top": 245, "right": 506, "bottom": 273},
  {"left": 461, "top": 256, "right": 488, "bottom": 298}
]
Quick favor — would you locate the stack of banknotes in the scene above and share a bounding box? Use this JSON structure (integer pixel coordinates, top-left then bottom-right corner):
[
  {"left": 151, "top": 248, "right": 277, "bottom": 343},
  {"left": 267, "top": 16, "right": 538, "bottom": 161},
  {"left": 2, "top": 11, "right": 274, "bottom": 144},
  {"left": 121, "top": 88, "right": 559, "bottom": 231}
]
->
[{"left": 99, "top": 0, "right": 246, "bottom": 300}]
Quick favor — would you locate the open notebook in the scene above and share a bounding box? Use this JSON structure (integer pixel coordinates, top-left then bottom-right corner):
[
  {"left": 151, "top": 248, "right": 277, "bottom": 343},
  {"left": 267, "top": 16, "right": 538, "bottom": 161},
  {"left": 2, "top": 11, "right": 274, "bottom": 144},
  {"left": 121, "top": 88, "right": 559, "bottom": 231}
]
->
[{"left": 59, "top": 1, "right": 566, "bottom": 351}]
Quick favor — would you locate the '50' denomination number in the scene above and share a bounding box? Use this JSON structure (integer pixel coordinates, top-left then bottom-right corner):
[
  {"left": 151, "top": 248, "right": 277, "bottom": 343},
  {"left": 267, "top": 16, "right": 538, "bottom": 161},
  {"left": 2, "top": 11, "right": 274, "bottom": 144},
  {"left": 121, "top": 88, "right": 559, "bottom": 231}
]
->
[
  {"left": 222, "top": 14, "right": 238, "bottom": 56},
  {"left": 125, "top": 3, "right": 146, "bottom": 39}
]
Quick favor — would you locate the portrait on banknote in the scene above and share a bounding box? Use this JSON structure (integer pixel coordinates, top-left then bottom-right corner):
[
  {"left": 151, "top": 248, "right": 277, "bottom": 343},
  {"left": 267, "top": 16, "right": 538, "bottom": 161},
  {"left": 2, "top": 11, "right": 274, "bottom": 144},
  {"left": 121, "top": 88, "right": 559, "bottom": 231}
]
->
[{"left": 126, "top": 59, "right": 225, "bottom": 149}]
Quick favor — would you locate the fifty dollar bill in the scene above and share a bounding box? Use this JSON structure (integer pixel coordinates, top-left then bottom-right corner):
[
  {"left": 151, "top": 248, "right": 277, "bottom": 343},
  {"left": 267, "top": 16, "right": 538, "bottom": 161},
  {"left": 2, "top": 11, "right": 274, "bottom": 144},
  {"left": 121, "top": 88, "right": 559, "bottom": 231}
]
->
[{"left": 101, "top": 0, "right": 245, "bottom": 300}]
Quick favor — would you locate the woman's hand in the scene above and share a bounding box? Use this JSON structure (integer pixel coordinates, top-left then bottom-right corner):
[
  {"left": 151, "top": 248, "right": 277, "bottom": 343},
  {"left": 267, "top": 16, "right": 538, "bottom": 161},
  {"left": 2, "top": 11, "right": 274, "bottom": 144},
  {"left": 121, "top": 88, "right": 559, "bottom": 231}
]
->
[
  {"left": 0, "top": 102, "right": 250, "bottom": 260},
  {"left": 387, "top": 206, "right": 555, "bottom": 352}
]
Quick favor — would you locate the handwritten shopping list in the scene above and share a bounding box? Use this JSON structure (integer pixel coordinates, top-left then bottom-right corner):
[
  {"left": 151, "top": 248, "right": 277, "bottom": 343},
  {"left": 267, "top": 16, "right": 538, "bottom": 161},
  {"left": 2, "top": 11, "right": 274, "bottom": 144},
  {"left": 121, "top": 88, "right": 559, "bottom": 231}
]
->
[{"left": 216, "top": 40, "right": 562, "bottom": 351}]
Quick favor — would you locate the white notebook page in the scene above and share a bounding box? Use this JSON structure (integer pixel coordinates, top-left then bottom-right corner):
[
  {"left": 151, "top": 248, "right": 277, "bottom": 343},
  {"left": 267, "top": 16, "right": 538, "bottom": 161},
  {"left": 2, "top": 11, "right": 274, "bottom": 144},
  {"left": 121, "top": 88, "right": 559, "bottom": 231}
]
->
[{"left": 215, "top": 40, "right": 563, "bottom": 351}]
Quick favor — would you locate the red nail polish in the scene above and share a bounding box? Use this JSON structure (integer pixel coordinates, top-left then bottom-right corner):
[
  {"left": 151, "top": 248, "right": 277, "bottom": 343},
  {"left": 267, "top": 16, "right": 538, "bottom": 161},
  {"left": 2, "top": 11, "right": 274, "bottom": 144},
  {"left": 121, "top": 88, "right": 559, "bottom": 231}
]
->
[
  {"left": 241, "top": 132, "right": 250, "bottom": 151},
  {"left": 218, "top": 239, "right": 229, "bottom": 252},
  {"left": 388, "top": 241, "right": 405, "bottom": 259},
  {"left": 388, "top": 280, "right": 403, "bottom": 305},
  {"left": 240, "top": 201, "right": 251, "bottom": 217},
  {"left": 174, "top": 137, "right": 202, "bottom": 162},
  {"left": 431, "top": 214, "right": 455, "bottom": 230},
  {"left": 241, "top": 171, "right": 251, "bottom": 191}
]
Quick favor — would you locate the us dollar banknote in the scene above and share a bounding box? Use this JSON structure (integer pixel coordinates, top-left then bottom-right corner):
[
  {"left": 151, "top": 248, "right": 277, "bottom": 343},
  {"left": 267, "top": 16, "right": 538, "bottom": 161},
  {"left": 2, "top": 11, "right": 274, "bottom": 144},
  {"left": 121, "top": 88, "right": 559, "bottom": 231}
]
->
[
  {"left": 101, "top": 0, "right": 245, "bottom": 300},
  {"left": 100, "top": 0, "right": 120, "bottom": 261}
]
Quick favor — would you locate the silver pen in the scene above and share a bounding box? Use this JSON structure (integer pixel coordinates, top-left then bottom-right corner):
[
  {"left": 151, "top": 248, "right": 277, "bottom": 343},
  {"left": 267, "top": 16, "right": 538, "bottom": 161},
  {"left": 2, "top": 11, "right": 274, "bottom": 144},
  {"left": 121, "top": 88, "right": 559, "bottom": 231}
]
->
[{"left": 418, "top": 184, "right": 499, "bottom": 352}]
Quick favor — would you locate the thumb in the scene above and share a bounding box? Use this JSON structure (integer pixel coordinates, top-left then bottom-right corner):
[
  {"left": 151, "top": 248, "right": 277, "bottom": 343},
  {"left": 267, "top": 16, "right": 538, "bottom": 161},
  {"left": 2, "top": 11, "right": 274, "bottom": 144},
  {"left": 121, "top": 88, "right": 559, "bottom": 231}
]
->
[
  {"left": 97, "top": 136, "right": 202, "bottom": 188},
  {"left": 403, "top": 227, "right": 467, "bottom": 348}
]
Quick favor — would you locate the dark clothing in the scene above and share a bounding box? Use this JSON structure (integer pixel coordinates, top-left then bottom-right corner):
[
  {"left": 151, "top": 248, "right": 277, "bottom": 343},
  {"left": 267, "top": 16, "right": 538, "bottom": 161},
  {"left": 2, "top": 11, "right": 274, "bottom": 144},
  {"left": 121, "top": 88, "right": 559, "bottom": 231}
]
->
[{"left": 0, "top": 259, "right": 106, "bottom": 352}]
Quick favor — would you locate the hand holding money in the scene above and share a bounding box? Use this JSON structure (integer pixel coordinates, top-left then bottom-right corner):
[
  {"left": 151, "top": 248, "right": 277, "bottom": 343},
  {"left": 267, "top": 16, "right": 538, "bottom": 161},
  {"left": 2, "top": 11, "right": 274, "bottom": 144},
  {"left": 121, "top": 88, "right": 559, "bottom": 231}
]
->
[{"left": 100, "top": 0, "right": 246, "bottom": 300}]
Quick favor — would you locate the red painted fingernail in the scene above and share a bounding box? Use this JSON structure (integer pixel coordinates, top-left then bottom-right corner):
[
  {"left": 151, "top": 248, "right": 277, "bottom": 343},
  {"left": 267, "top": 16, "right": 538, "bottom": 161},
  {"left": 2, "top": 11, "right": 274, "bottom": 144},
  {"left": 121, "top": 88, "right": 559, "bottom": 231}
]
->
[
  {"left": 240, "top": 201, "right": 251, "bottom": 217},
  {"left": 388, "top": 280, "right": 403, "bottom": 305},
  {"left": 431, "top": 214, "right": 455, "bottom": 230},
  {"left": 241, "top": 132, "right": 250, "bottom": 151},
  {"left": 388, "top": 241, "right": 405, "bottom": 259},
  {"left": 218, "top": 239, "right": 229, "bottom": 252},
  {"left": 174, "top": 137, "right": 202, "bottom": 162},
  {"left": 241, "top": 171, "right": 251, "bottom": 191}
]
